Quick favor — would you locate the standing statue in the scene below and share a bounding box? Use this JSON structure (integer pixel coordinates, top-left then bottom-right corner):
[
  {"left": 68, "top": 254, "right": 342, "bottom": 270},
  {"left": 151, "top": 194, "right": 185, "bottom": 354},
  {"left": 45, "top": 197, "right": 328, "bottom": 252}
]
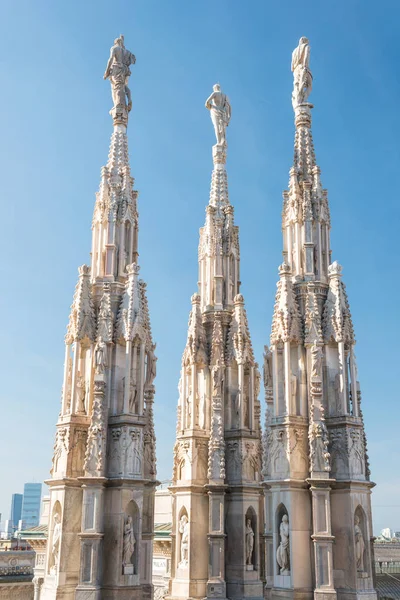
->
[
  {"left": 311, "top": 342, "right": 323, "bottom": 379},
  {"left": 354, "top": 515, "right": 365, "bottom": 572},
  {"left": 95, "top": 337, "right": 107, "bottom": 375},
  {"left": 276, "top": 514, "right": 290, "bottom": 574},
  {"left": 245, "top": 518, "right": 255, "bottom": 566},
  {"left": 104, "top": 35, "right": 136, "bottom": 112},
  {"left": 145, "top": 344, "right": 157, "bottom": 387},
  {"left": 291, "top": 374, "right": 297, "bottom": 410},
  {"left": 263, "top": 345, "right": 273, "bottom": 389},
  {"left": 178, "top": 515, "right": 189, "bottom": 567},
  {"left": 76, "top": 373, "right": 86, "bottom": 413},
  {"left": 291, "top": 37, "right": 313, "bottom": 108},
  {"left": 205, "top": 84, "right": 231, "bottom": 146},
  {"left": 50, "top": 513, "right": 61, "bottom": 574},
  {"left": 123, "top": 515, "right": 136, "bottom": 568},
  {"left": 212, "top": 360, "right": 224, "bottom": 397}
]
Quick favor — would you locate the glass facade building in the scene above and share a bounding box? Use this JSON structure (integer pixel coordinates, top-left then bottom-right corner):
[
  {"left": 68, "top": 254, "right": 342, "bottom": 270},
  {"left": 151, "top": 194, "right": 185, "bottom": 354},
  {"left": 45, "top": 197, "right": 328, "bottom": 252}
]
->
[
  {"left": 21, "top": 483, "right": 42, "bottom": 529},
  {"left": 9, "top": 493, "right": 23, "bottom": 533}
]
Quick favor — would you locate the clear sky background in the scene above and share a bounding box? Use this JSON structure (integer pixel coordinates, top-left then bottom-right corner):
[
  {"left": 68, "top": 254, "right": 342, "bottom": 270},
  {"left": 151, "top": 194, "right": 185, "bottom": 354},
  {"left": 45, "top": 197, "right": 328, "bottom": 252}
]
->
[{"left": 0, "top": 0, "right": 399, "bottom": 535}]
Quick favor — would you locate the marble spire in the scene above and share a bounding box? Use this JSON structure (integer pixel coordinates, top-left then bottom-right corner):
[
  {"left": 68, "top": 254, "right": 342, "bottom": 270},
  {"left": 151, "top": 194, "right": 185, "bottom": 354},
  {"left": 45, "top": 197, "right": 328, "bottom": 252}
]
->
[
  {"left": 262, "top": 37, "right": 377, "bottom": 600},
  {"left": 169, "top": 85, "right": 263, "bottom": 600},
  {"left": 41, "top": 37, "right": 157, "bottom": 600}
]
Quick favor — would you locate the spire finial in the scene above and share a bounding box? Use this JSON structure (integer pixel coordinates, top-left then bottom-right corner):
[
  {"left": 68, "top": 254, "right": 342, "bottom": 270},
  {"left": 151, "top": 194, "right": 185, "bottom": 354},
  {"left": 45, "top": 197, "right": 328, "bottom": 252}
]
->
[
  {"left": 205, "top": 83, "right": 231, "bottom": 162},
  {"left": 104, "top": 35, "right": 136, "bottom": 127}
]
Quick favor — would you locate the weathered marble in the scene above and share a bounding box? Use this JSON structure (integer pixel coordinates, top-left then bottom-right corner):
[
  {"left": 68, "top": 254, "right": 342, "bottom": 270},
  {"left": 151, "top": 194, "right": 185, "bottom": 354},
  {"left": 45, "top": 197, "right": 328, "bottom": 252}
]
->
[
  {"left": 40, "top": 36, "right": 157, "bottom": 600},
  {"left": 168, "top": 88, "right": 263, "bottom": 600},
  {"left": 262, "top": 37, "right": 377, "bottom": 600}
]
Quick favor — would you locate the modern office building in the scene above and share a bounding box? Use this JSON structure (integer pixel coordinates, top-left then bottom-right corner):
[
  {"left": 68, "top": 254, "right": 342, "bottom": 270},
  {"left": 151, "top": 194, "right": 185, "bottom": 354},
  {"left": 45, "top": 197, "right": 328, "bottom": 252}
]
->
[
  {"left": 21, "top": 483, "right": 42, "bottom": 529},
  {"left": 9, "top": 493, "right": 23, "bottom": 534}
]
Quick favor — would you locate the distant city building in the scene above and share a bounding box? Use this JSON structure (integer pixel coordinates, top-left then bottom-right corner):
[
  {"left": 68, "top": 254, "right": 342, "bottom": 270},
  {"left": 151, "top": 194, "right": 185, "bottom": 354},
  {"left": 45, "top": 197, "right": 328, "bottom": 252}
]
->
[
  {"left": 21, "top": 483, "right": 42, "bottom": 529},
  {"left": 381, "top": 528, "right": 393, "bottom": 541},
  {"left": 9, "top": 493, "right": 23, "bottom": 535}
]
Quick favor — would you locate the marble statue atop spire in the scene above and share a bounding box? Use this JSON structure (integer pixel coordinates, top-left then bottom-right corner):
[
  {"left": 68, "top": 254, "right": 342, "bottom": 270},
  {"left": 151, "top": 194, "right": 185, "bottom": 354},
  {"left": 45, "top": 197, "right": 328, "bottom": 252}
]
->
[
  {"left": 291, "top": 36, "right": 312, "bottom": 109},
  {"left": 205, "top": 83, "right": 231, "bottom": 146},
  {"left": 262, "top": 37, "right": 377, "bottom": 600},
  {"left": 169, "top": 85, "right": 263, "bottom": 600},
  {"left": 104, "top": 34, "right": 136, "bottom": 126}
]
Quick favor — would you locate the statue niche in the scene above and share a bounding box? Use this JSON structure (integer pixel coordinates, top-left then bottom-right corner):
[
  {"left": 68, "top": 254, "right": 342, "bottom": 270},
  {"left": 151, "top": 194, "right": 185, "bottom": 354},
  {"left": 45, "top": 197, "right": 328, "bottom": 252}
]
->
[
  {"left": 49, "top": 502, "right": 62, "bottom": 575},
  {"left": 122, "top": 500, "right": 139, "bottom": 575},
  {"left": 177, "top": 509, "right": 189, "bottom": 569},
  {"left": 354, "top": 506, "right": 368, "bottom": 576},
  {"left": 245, "top": 507, "right": 256, "bottom": 571},
  {"left": 276, "top": 505, "right": 290, "bottom": 575}
]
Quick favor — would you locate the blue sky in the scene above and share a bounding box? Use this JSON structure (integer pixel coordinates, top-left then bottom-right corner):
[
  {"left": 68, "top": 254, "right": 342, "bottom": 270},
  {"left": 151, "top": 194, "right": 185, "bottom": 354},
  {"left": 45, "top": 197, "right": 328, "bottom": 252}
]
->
[{"left": 0, "top": 0, "right": 399, "bottom": 535}]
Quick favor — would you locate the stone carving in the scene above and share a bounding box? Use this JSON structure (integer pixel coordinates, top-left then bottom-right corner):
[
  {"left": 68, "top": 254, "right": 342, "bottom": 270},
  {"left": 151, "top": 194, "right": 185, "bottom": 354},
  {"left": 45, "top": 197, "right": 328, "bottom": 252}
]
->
[
  {"left": 76, "top": 373, "right": 86, "bottom": 413},
  {"left": 51, "top": 428, "right": 68, "bottom": 476},
  {"left": 349, "top": 428, "right": 365, "bottom": 477},
  {"left": 305, "top": 286, "right": 323, "bottom": 345},
  {"left": 355, "top": 515, "right": 365, "bottom": 572},
  {"left": 104, "top": 35, "right": 136, "bottom": 113},
  {"left": 243, "top": 441, "right": 260, "bottom": 481},
  {"left": 66, "top": 265, "right": 95, "bottom": 343},
  {"left": 291, "top": 37, "right": 312, "bottom": 108},
  {"left": 311, "top": 342, "right": 323, "bottom": 379},
  {"left": 226, "top": 440, "right": 241, "bottom": 479},
  {"left": 50, "top": 513, "right": 61, "bottom": 574},
  {"left": 263, "top": 345, "right": 273, "bottom": 390},
  {"left": 270, "top": 264, "right": 302, "bottom": 344},
  {"left": 205, "top": 83, "right": 231, "bottom": 146},
  {"left": 208, "top": 396, "right": 225, "bottom": 480},
  {"left": 145, "top": 343, "right": 157, "bottom": 387},
  {"left": 291, "top": 374, "right": 297, "bottom": 408},
  {"left": 143, "top": 391, "right": 157, "bottom": 478},
  {"left": 178, "top": 515, "right": 189, "bottom": 568},
  {"left": 84, "top": 380, "right": 106, "bottom": 476},
  {"left": 309, "top": 421, "right": 330, "bottom": 473},
  {"left": 129, "top": 379, "right": 137, "bottom": 413},
  {"left": 277, "top": 514, "right": 290, "bottom": 574},
  {"left": 94, "top": 337, "right": 107, "bottom": 375},
  {"left": 245, "top": 518, "right": 254, "bottom": 567},
  {"left": 212, "top": 360, "right": 224, "bottom": 397},
  {"left": 123, "top": 515, "right": 136, "bottom": 573}
]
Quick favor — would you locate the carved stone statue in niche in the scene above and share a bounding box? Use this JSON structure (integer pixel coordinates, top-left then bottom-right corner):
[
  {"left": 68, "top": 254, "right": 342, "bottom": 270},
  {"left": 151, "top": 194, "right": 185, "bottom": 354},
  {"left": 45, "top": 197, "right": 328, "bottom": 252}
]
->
[
  {"left": 263, "top": 345, "right": 273, "bottom": 389},
  {"left": 185, "top": 384, "right": 192, "bottom": 428},
  {"left": 94, "top": 337, "right": 107, "bottom": 375},
  {"left": 291, "top": 374, "right": 297, "bottom": 411},
  {"left": 76, "top": 373, "right": 86, "bottom": 414},
  {"left": 178, "top": 514, "right": 189, "bottom": 568},
  {"left": 233, "top": 390, "right": 240, "bottom": 429},
  {"left": 212, "top": 361, "right": 224, "bottom": 397},
  {"left": 50, "top": 513, "right": 61, "bottom": 574},
  {"left": 311, "top": 342, "right": 323, "bottom": 379},
  {"left": 122, "top": 515, "right": 136, "bottom": 574},
  {"left": 129, "top": 380, "right": 137, "bottom": 413},
  {"left": 277, "top": 514, "right": 290, "bottom": 574},
  {"left": 355, "top": 515, "right": 365, "bottom": 573},
  {"left": 195, "top": 392, "right": 200, "bottom": 427},
  {"left": 245, "top": 518, "right": 255, "bottom": 569},
  {"left": 145, "top": 344, "right": 157, "bottom": 387},
  {"left": 243, "top": 385, "right": 249, "bottom": 428}
]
